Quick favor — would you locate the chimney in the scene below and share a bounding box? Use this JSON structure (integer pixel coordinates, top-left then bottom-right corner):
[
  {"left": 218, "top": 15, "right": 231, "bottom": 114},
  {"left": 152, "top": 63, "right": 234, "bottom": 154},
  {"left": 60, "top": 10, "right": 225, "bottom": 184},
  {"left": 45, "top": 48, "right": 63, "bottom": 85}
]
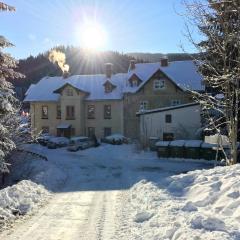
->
[
  {"left": 160, "top": 57, "right": 168, "bottom": 67},
  {"left": 63, "top": 71, "right": 69, "bottom": 79},
  {"left": 105, "top": 63, "right": 113, "bottom": 78},
  {"left": 129, "top": 60, "right": 136, "bottom": 70}
]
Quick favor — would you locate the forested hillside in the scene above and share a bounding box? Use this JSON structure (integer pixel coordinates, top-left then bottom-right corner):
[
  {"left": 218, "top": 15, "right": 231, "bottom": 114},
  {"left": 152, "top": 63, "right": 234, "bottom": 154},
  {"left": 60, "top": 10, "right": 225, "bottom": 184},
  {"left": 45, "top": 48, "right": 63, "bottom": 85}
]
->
[
  {"left": 12, "top": 46, "right": 140, "bottom": 88},
  {"left": 127, "top": 52, "right": 200, "bottom": 62}
]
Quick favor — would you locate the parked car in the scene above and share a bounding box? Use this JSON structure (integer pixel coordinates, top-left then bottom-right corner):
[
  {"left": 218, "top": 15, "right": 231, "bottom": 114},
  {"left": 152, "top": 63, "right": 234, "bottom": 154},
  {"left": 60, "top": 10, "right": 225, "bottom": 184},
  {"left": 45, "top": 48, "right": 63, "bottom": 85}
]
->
[
  {"left": 67, "top": 137, "right": 95, "bottom": 151},
  {"left": 101, "top": 134, "right": 128, "bottom": 145},
  {"left": 47, "top": 137, "right": 70, "bottom": 149},
  {"left": 37, "top": 134, "right": 54, "bottom": 146}
]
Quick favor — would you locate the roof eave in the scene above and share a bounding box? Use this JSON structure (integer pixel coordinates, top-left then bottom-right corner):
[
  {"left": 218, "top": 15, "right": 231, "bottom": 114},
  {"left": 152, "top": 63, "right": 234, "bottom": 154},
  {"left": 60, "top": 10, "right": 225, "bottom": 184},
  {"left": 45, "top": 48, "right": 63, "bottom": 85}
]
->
[{"left": 53, "top": 83, "right": 89, "bottom": 94}]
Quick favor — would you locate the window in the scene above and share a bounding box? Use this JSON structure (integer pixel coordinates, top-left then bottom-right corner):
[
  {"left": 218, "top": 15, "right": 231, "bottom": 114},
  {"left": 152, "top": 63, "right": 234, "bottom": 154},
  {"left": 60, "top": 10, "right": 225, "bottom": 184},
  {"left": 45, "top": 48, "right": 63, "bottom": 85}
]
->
[
  {"left": 165, "top": 114, "right": 172, "bottom": 123},
  {"left": 104, "top": 105, "right": 111, "bottom": 119},
  {"left": 42, "top": 126, "right": 49, "bottom": 134},
  {"left": 163, "top": 133, "right": 174, "bottom": 141},
  {"left": 171, "top": 100, "right": 181, "bottom": 106},
  {"left": 42, "top": 106, "right": 48, "bottom": 119},
  {"left": 88, "top": 127, "right": 95, "bottom": 137},
  {"left": 104, "top": 127, "right": 112, "bottom": 137},
  {"left": 140, "top": 101, "right": 148, "bottom": 111},
  {"left": 66, "top": 88, "right": 73, "bottom": 96},
  {"left": 153, "top": 80, "right": 165, "bottom": 90},
  {"left": 131, "top": 78, "right": 139, "bottom": 87},
  {"left": 105, "top": 84, "right": 112, "bottom": 93},
  {"left": 87, "top": 105, "right": 95, "bottom": 119},
  {"left": 56, "top": 105, "right": 61, "bottom": 119},
  {"left": 66, "top": 106, "right": 75, "bottom": 120}
]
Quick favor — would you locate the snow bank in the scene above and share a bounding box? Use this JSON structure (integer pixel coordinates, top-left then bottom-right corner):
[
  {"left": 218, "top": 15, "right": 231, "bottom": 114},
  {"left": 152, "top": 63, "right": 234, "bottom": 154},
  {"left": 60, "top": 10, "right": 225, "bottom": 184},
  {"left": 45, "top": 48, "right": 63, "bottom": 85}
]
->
[
  {"left": 6, "top": 151, "right": 67, "bottom": 192},
  {"left": 128, "top": 164, "right": 240, "bottom": 240},
  {"left": 0, "top": 180, "right": 49, "bottom": 227}
]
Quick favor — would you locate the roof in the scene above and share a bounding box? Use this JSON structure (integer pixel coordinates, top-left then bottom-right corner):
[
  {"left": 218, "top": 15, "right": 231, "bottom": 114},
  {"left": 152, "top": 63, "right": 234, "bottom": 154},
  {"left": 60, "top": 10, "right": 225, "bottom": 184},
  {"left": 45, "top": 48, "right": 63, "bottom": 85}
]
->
[
  {"left": 25, "top": 84, "right": 36, "bottom": 96},
  {"left": 136, "top": 102, "right": 199, "bottom": 116},
  {"left": 57, "top": 123, "right": 71, "bottom": 129},
  {"left": 24, "top": 60, "right": 204, "bottom": 102},
  {"left": 24, "top": 73, "right": 127, "bottom": 102},
  {"left": 125, "top": 60, "right": 204, "bottom": 93}
]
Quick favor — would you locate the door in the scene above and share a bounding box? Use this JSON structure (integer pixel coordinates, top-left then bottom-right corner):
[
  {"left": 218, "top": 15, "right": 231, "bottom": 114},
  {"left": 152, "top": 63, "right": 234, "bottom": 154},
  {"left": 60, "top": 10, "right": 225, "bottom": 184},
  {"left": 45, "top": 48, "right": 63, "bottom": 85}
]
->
[
  {"left": 57, "top": 128, "right": 71, "bottom": 138},
  {"left": 104, "top": 127, "right": 112, "bottom": 137}
]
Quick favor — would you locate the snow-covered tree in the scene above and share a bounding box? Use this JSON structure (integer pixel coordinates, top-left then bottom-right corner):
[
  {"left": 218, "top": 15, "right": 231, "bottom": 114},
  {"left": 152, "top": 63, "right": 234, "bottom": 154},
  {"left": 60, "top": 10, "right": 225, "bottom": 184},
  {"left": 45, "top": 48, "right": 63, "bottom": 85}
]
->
[
  {"left": 184, "top": 0, "right": 240, "bottom": 165},
  {"left": 0, "top": 4, "right": 23, "bottom": 172}
]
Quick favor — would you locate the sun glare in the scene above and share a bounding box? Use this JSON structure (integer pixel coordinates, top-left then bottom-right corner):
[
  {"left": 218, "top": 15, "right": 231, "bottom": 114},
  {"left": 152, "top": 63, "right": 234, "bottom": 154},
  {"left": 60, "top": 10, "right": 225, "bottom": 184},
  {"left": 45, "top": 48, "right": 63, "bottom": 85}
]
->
[{"left": 80, "top": 22, "right": 107, "bottom": 50}]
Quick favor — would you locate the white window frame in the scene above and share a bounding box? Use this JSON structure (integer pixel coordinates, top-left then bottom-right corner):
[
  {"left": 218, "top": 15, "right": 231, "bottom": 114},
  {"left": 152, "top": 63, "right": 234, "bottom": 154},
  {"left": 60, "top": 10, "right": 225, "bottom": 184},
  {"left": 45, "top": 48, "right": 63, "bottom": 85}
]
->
[
  {"left": 171, "top": 99, "right": 181, "bottom": 106},
  {"left": 153, "top": 79, "right": 165, "bottom": 90},
  {"left": 132, "top": 79, "right": 138, "bottom": 87},
  {"left": 140, "top": 101, "right": 148, "bottom": 111}
]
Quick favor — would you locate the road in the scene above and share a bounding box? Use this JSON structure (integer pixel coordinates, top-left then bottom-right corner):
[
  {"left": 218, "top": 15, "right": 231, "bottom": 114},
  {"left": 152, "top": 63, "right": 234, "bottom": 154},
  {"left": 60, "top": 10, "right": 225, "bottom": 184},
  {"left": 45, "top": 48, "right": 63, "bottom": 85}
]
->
[
  {"left": 0, "top": 143, "right": 212, "bottom": 240},
  {"left": 0, "top": 144, "right": 133, "bottom": 240},
  {"left": 0, "top": 190, "right": 126, "bottom": 240}
]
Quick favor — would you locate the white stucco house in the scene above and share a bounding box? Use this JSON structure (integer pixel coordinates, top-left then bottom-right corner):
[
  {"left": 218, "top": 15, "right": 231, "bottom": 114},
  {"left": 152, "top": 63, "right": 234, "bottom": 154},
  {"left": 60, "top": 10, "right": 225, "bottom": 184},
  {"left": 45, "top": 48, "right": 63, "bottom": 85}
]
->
[{"left": 137, "top": 102, "right": 201, "bottom": 143}]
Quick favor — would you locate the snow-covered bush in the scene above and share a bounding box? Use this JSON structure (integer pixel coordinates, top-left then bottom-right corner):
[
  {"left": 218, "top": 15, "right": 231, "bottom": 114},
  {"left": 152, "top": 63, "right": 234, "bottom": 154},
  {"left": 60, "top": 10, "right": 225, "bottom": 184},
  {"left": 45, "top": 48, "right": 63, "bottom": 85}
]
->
[{"left": 184, "top": 1, "right": 240, "bottom": 165}]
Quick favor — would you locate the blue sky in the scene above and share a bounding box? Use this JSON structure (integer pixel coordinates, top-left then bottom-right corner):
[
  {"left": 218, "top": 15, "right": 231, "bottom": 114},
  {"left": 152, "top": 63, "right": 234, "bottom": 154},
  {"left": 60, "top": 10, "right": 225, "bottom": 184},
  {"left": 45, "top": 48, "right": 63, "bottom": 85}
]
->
[{"left": 1, "top": 0, "right": 200, "bottom": 59}]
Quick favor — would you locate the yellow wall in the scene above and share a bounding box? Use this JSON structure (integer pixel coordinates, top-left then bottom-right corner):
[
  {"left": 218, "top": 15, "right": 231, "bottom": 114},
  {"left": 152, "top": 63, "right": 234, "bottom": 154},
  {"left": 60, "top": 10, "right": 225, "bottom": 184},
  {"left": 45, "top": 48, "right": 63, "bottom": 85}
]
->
[
  {"left": 30, "top": 101, "right": 60, "bottom": 136},
  {"left": 59, "top": 85, "right": 86, "bottom": 135},
  {"left": 123, "top": 76, "right": 193, "bottom": 138},
  {"left": 30, "top": 86, "right": 124, "bottom": 138},
  {"left": 29, "top": 75, "right": 193, "bottom": 139},
  {"left": 85, "top": 100, "right": 124, "bottom": 138}
]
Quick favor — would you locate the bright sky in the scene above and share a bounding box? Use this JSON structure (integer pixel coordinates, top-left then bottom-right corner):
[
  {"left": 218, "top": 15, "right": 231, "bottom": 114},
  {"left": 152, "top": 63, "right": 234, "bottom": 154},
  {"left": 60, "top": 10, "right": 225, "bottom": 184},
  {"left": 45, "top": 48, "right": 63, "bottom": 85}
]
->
[{"left": 0, "top": 0, "right": 200, "bottom": 59}]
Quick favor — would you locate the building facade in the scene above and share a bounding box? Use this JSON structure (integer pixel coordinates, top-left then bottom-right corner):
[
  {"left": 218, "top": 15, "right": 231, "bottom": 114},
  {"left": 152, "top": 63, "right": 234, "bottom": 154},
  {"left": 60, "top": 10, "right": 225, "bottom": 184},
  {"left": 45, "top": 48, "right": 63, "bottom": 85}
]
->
[
  {"left": 137, "top": 103, "right": 201, "bottom": 142},
  {"left": 25, "top": 59, "right": 203, "bottom": 139}
]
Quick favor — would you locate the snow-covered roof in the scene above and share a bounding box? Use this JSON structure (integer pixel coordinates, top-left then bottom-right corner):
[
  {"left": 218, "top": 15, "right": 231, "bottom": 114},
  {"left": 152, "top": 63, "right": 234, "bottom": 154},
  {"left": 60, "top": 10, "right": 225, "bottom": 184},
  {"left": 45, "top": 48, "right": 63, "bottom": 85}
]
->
[
  {"left": 184, "top": 140, "right": 202, "bottom": 147},
  {"left": 155, "top": 141, "right": 170, "bottom": 147},
  {"left": 169, "top": 140, "right": 186, "bottom": 147},
  {"left": 24, "top": 60, "right": 204, "bottom": 102},
  {"left": 57, "top": 123, "right": 71, "bottom": 129},
  {"left": 25, "top": 84, "right": 36, "bottom": 96},
  {"left": 136, "top": 102, "right": 199, "bottom": 116},
  {"left": 126, "top": 60, "right": 204, "bottom": 92},
  {"left": 24, "top": 73, "right": 127, "bottom": 102}
]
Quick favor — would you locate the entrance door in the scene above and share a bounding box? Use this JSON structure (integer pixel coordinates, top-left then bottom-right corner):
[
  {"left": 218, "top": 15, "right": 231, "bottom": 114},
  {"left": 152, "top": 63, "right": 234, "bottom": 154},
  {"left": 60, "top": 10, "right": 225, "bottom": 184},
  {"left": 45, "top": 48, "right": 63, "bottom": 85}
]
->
[
  {"left": 104, "top": 127, "right": 112, "bottom": 137},
  {"left": 57, "top": 128, "right": 71, "bottom": 138}
]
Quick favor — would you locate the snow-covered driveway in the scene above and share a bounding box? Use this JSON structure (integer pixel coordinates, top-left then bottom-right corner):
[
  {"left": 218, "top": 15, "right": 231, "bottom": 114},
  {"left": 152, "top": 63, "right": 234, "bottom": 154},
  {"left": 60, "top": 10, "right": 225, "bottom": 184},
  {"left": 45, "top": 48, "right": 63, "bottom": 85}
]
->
[{"left": 0, "top": 144, "right": 214, "bottom": 240}]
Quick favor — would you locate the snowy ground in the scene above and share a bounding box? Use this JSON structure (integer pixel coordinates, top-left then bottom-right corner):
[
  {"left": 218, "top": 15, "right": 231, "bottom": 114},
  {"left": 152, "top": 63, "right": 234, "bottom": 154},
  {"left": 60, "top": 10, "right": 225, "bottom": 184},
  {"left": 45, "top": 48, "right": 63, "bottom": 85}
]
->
[{"left": 0, "top": 143, "right": 239, "bottom": 239}]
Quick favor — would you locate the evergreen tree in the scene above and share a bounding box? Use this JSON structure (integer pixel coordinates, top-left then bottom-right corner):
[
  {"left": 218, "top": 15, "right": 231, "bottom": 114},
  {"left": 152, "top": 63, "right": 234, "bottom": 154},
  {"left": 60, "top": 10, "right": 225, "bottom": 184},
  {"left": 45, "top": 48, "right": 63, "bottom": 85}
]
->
[
  {"left": 184, "top": 0, "right": 240, "bottom": 164},
  {"left": 0, "top": 3, "right": 23, "bottom": 172}
]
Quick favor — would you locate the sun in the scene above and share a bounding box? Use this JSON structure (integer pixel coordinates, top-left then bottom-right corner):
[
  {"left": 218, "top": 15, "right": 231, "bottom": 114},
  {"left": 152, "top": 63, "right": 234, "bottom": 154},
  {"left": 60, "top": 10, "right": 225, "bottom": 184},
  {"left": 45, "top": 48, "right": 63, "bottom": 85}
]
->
[{"left": 81, "top": 22, "right": 107, "bottom": 50}]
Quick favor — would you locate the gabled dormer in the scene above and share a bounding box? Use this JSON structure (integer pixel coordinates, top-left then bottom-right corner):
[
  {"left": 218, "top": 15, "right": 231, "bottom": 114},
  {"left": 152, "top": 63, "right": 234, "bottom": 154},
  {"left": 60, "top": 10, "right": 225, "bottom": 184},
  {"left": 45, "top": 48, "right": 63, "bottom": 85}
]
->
[
  {"left": 53, "top": 83, "right": 89, "bottom": 96},
  {"left": 103, "top": 80, "right": 116, "bottom": 93},
  {"left": 128, "top": 74, "right": 142, "bottom": 87}
]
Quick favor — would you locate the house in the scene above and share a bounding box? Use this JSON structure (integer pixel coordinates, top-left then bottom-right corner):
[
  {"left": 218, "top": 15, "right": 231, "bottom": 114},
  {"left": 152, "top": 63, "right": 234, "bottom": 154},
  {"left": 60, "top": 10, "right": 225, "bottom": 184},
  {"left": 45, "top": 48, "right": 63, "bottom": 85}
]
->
[
  {"left": 136, "top": 102, "right": 201, "bottom": 142},
  {"left": 24, "top": 59, "right": 203, "bottom": 139},
  {"left": 123, "top": 59, "right": 204, "bottom": 138},
  {"left": 24, "top": 64, "right": 125, "bottom": 138}
]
